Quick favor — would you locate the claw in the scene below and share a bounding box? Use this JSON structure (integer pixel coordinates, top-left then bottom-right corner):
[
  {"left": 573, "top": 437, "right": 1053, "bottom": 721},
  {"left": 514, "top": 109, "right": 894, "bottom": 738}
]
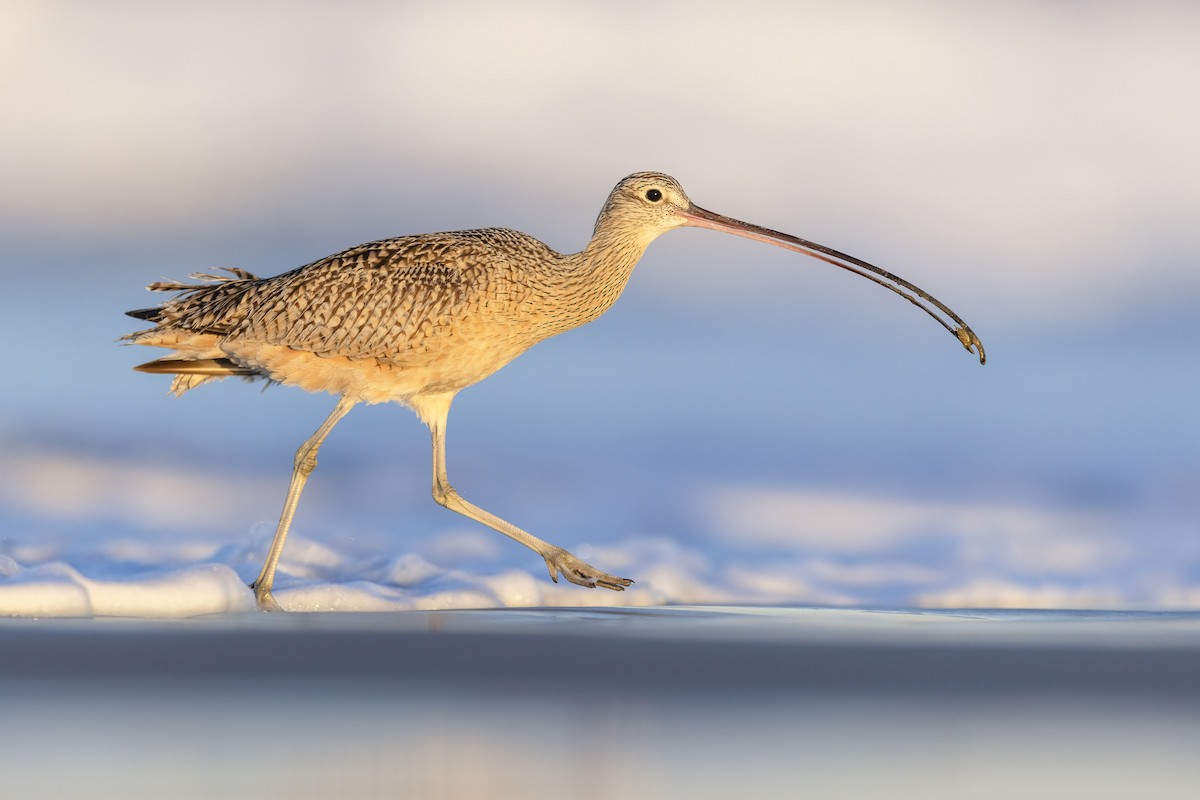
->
[
  {"left": 543, "top": 548, "right": 633, "bottom": 592},
  {"left": 597, "top": 577, "right": 634, "bottom": 592}
]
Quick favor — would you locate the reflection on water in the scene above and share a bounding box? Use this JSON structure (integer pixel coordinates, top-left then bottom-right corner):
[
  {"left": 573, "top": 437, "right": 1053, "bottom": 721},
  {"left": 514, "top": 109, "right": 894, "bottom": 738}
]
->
[
  {"left": 3, "top": 684, "right": 1196, "bottom": 800},
  {"left": 2, "top": 608, "right": 1199, "bottom": 799}
]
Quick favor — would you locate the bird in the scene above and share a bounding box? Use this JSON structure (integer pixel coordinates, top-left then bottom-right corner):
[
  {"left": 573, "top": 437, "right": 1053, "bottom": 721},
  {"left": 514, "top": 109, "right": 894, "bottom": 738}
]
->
[{"left": 124, "top": 171, "right": 985, "bottom": 610}]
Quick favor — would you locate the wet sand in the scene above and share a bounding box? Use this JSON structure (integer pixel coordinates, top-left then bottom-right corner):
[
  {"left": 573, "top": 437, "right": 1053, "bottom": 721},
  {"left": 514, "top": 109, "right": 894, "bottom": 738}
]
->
[{"left": 3, "top": 607, "right": 1199, "bottom": 798}]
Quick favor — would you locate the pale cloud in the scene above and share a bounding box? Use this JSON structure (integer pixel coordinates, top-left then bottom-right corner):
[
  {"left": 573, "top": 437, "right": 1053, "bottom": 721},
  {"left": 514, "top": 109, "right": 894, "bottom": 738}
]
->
[
  {"left": 417, "top": 527, "right": 504, "bottom": 565},
  {"left": 914, "top": 578, "right": 1128, "bottom": 610},
  {"left": 1154, "top": 586, "right": 1200, "bottom": 609},
  {"left": 804, "top": 558, "right": 942, "bottom": 589},
  {"left": 0, "top": 446, "right": 277, "bottom": 533},
  {"left": 723, "top": 564, "right": 860, "bottom": 607},
  {"left": 701, "top": 485, "right": 1128, "bottom": 575},
  {"left": 4, "top": 1, "right": 1197, "bottom": 322}
]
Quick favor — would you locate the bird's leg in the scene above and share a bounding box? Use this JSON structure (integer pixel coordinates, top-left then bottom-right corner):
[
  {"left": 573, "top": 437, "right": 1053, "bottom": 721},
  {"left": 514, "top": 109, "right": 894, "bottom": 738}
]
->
[
  {"left": 425, "top": 406, "right": 633, "bottom": 592},
  {"left": 252, "top": 396, "right": 358, "bottom": 610}
]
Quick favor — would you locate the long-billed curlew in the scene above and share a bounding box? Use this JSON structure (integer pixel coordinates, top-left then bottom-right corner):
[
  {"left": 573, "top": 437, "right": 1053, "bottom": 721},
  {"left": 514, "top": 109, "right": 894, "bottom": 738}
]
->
[{"left": 125, "top": 172, "right": 985, "bottom": 610}]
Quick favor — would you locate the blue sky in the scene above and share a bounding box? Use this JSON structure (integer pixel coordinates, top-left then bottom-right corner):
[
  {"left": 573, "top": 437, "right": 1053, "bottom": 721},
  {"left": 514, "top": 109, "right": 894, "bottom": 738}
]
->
[{"left": 1, "top": 1, "right": 1197, "bottom": 609}]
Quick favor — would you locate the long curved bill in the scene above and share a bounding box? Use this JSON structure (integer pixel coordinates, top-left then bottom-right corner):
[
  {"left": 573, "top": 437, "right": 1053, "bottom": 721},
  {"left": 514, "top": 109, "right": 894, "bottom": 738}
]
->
[{"left": 679, "top": 205, "right": 986, "bottom": 365}]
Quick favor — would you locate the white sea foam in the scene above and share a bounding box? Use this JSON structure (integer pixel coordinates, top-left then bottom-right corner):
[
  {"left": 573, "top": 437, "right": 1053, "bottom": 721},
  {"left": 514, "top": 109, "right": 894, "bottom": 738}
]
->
[
  {"left": 5, "top": 527, "right": 1200, "bottom": 618},
  {"left": 1, "top": 448, "right": 1196, "bottom": 617},
  {"left": 0, "top": 558, "right": 254, "bottom": 617}
]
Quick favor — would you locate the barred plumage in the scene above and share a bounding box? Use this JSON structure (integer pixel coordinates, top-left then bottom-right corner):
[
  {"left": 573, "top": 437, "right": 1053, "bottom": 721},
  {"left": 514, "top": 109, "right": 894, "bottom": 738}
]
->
[{"left": 125, "top": 172, "right": 983, "bottom": 610}]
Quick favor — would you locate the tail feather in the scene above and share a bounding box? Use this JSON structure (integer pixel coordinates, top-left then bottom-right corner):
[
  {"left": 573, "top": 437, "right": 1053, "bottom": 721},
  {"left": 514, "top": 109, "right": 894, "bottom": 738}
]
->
[
  {"left": 133, "top": 357, "right": 259, "bottom": 377},
  {"left": 124, "top": 267, "right": 262, "bottom": 330},
  {"left": 125, "top": 268, "right": 265, "bottom": 396},
  {"left": 145, "top": 267, "right": 261, "bottom": 294},
  {"left": 133, "top": 357, "right": 263, "bottom": 397}
]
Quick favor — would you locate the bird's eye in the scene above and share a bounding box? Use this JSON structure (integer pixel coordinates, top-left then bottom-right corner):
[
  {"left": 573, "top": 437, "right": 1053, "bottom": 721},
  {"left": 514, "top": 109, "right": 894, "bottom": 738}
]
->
[{"left": 645, "top": 189, "right": 663, "bottom": 202}]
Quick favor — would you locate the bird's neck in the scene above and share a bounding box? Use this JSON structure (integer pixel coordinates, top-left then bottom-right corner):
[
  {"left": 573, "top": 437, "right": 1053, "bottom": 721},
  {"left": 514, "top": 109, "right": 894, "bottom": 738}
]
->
[{"left": 552, "top": 225, "right": 653, "bottom": 327}]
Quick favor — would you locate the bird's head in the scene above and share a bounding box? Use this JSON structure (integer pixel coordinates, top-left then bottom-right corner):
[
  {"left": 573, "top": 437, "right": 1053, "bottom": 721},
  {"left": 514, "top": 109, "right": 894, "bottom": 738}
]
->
[
  {"left": 593, "top": 171, "right": 695, "bottom": 247},
  {"left": 593, "top": 171, "right": 986, "bottom": 364}
]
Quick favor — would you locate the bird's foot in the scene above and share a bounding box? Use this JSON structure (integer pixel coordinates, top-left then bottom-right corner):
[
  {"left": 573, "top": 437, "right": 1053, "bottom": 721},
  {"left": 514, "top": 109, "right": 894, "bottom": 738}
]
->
[
  {"left": 249, "top": 581, "right": 284, "bottom": 612},
  {"left": 543, "top": 548, "right": 633, "bottom": 591}
]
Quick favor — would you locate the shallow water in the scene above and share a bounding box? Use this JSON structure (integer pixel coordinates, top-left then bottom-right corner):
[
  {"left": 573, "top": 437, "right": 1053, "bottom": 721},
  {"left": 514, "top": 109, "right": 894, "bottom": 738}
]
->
[{"left": 3, "top": 607, "right": 1199, "bottom": 799}]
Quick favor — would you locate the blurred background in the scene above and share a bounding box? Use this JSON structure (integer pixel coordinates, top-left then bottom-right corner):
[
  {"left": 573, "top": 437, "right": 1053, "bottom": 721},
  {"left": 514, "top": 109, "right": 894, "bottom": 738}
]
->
[{"left": 2, "top": 0, "right": 1197, "bottom": 609}]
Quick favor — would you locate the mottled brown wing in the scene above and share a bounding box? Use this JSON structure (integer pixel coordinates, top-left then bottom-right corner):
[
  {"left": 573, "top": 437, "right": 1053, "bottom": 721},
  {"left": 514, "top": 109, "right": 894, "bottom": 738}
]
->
[{"left": 229, "top": 230, "right": 532, "bottom": 360}]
